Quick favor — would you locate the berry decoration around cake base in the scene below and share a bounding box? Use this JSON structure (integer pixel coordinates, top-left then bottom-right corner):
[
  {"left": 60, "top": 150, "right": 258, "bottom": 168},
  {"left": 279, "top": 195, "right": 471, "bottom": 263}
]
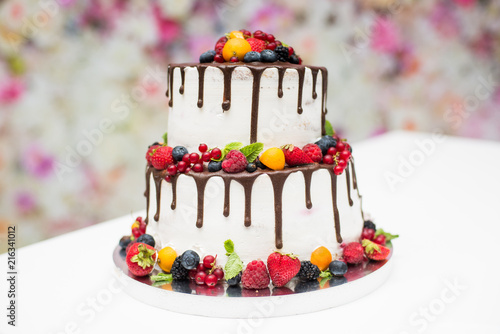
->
[{"left": 112, "top": 245, "right": 394, "bottom": 318}]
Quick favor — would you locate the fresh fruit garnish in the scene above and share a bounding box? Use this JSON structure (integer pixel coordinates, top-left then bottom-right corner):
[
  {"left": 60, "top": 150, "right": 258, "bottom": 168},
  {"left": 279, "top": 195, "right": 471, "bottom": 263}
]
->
[
  {"left": 246, "top": 37, "right": 266, "bottom": 53},
  {"left": 243, "top": 51, "right": 261, "bottom": 63},
  {"left": 198, "top": 143, "right": 208, "bottom": 153},
  {"left": 195, "top": 271, "right": 206, "bottom": 285},
  {"left": 222, "top": 38, "right": 252, "bottom": 62},
  {"left": 230, "top": 56, "right": 239, "bottom": 62},
  {"left": 259, "top": 147, "right": 285, "bottom": 170},
  {"left": 260, "top": 49, "right": 278, "bottom": 62},
  {"left": 136, "top": 234, "right": 155, "bottom": 247},
  {"left": 241, "top": 260, "right": 270, "bottom": 289},
  {"left": 223, "top": 239, "right": 244, "bottom": 283},
  {"left": 267, "top": 252, "right": 301, "bottom": 287},
  {"left": 126, "top": 243, "right": 157, "bottom": 277},
  {"left": 214, "top": 54, "right": 224, "bottom": 63},
  {"left": 253, "top": 30, "right": 266, "bottom": 40},
  {"left": 201, "top": 152, "right": 211, "bottom": 162},
  {"left": 213, "top": 267, "right": 224, "bottom": 280},
  {"left": 226, "top": 272, "right": 242, "bottom": 286},
  {"left": 208, "top": 160, "right": 222, "bottom": 172},
  {"left": 192, "top": 163, "right": 203, "bottom": 173},
  {"left": 343, "top": 242, "right": 365, "bottom": 264},
  {"left": 310, "top": 246, "right": 332, "bottom": 271},
  {"left": 157, "top": 246, "right": 177, "bottom": 273},
  {"left": 329, "top": 260, "right": 348, "bottom": 277},
  {"left": 361, "top": 228, "right": 375, "bottom": 241},
  {"left": 222, "top": 150, "right": 247, "bottom": 173},
  {"left": 203, "top": 255, "right": 216, "bottom": 269},
  {"left": 180, "top": 250, "right": 200, "bottom": 270},
  {"left": 177, "top": 161, "right": 188, "bottom": 173},
  {"left": 199, "top": 50, "right": 216, "bottom": 63},
  {"left": 210, "top": 147, "right": 222, "bottom": 160},
  {"left": 204, "top": 273, "right": 218, "bottom": 287},
  {"left": 189, "top": 152, "right": 200, "bottom": 164},
  {"left": 151, "top": 146, "right": 174, "bottom": 170},
  {"left": 315, "top": 135, "right": 338, "bottom": 155},
  {"left": 146, "top": 143, "right": 160, "bottom": 166},
  {"left": 282, "top": 144, "right": 313, "bottom": 166},
  {"left": 323, "top": 155, "right": 334, "bottom": 165},
  {"left": 167, "top": 164, "right": 178, "bottom": 176},
  {"left": 373, "top": 234, "right": 386, "bottom": 245},
  {"left": 131, "top": 217, "right": 145, "bottom": 238},
  {"left": 228, "top": 30, "right": 245, "bottom": 39},
  {"left": 182, "top": 153, "right": 190, "bottom": 163},
  {"left": 172, "top": 146, "right": 188, "bottom": 162},
  {"left": 362, "top": 239, "right": 390, "bottom": 261},
  {"left": 246, "top": 162, "right": 257, "bottom": 173},
  {"left": 327, "top": 146, "right": 337, "bottom": 156},
  {"left": 239, "top": 29, "right": 251, "bottom": 38},
  {"left": 296, "top": 261, "right": 320, "bottom": 281},
  {"left": 364, "top": 220, "right": 376, "bottom": 231},
  {"left": 302, "top": 143, "right": 323, "bottom": 163},
  {"left": 119, "top": 235, "right": 133, "bottom": 250},
  {"left": 374, "top": 228, "right": 399, "bottom": 245},
  {"left": 170, "top": 256, "right": 189, "bottom": 280}
]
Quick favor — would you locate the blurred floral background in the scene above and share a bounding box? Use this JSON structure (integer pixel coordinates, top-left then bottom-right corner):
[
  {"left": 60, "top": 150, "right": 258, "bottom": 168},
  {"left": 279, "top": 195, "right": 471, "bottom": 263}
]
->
[{"left": 1, "top": 0, "right": 499, "bottom": 247}]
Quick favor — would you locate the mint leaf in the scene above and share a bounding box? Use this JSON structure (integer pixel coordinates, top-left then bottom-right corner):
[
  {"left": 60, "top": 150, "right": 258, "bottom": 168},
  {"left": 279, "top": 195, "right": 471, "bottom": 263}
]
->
[
  {"left": 224, "top": 253, "right": 243, "bottom": 280},
  {"left": 319, "top": 270, "right": 333, "bottom": 279},
  {"left": 324, "top": 120, "right": 334, "bottom": 136},
  {"left": 162, "top": 132, "right": 168, "bottom": 145},
  {"left": 213, "top": 142, "right": 243, "bottom": 162},
  {"left": 319, "top": 277, "right": 330, "bottom": 288},
  {"left": 150, "top": 273, "right": 173, "bottom": 285},
  {"left": 240, "top": 143, "right": 264, "bottom": 163},
  {"left": 224, "top": 239, "right": 234, "bottom": 255},
  {"left": 374, "top": 229, "right": 399, "bottom": 242}
]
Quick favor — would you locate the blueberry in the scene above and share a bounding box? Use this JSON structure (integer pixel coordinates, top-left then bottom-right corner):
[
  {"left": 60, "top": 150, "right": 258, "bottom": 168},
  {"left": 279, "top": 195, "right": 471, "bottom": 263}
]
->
[
  {"left": 260, "top": 50, "right": 278, "bottom": 62},
  {"left": 255, "top": 158, "right": 268, "bottom": 169},
  {"left": 136, "top": 234, "right": 155, "bottom": 248},
  {"left": 246, "top": 162, "right": 257, "bottom": 173},
  {"left": 315, "top": 135, "right": 338, "bottom": 155},
  {"left": 208, "top": 160, "right": 222, "bottom": 172},
  {"left": 329, "top": 260, "right": 348, "bottom": 277},
  {"left": 226, "top": 271, "right": 242, "bottom": 286},
  {"left": 180, "top": 250, "right": 200, "bottom": 270},
  {"left": 363, "top": 220, "right": 376, "bottom": 231},
  {"left": 119, "top": 235, "right": 132, "bottom": 249},
  {"left": 199, "top": 50, "right": 216, "bottom": 63},
  {"left": 172, "top": 146, "right": 188, "bottom": 162},
  {"left": 119, "top": 248, "right": 127, "bottom": 258},
  {"left": 243, "top": 51, "right": 261, "bottom": 63},
  {"left": 329, "top": 276, "right": 348, "bottom": 287},
  {"left": 226, "top": 285, "right": 242, "bottom": 297},
  {"left": 289, "top": 54, "right": 300, "bottom": 64}
]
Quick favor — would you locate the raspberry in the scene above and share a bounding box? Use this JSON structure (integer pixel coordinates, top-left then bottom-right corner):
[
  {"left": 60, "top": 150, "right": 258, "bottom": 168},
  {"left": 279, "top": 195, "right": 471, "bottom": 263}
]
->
[
  {"left": 221, "top": 150, "right": 247, "bottom": 173},
  {"left": 151, "top": 146, "right": 174, "bottom": 170},
  {"left": 343, "top": 242, "right": 365, "bottom": 264},
  {"left": 241, "top": 260, "right": 270, "bottom": 289},
  {"left": 302, "top": 144, "right": 323, "bottom": 163}
]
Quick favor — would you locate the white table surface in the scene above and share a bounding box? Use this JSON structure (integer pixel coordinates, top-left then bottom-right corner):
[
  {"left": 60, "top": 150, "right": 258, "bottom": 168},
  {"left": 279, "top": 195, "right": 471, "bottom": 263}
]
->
[{"left": 2, "top": 131, "right": 500, "bottom": 334}]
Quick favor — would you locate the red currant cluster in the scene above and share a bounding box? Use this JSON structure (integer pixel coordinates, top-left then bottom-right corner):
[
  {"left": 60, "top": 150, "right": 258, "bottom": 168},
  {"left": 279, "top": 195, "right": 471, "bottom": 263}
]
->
[
  {"left": 131, "top": 216, "right": 147, "bottom": 238},
  {"left": 165, "top": 144, "right": 221, "bottom": 182},
  {"left": 322, "top": 138, "right": 352, "bottom": 176},
  {"left": 188, "top": 255, "right": 225, "bottom": 288}
]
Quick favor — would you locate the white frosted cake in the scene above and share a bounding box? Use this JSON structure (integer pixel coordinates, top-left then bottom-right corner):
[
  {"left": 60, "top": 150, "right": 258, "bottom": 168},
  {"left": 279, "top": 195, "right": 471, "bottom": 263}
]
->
[{"left": 144, "top": 61, "right": 365, "bottom": 265}]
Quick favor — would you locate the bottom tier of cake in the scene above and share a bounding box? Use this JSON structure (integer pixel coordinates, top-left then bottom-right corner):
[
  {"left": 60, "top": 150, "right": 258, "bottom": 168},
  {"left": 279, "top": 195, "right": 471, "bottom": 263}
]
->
[{"left": 145, "top": 162, "right": 364, "bottom": 265}]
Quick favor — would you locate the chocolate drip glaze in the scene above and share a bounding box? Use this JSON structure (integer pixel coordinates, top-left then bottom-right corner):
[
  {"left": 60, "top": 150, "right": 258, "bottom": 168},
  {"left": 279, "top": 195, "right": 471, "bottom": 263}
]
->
[
  {"left": 268, "top": 173, "right": 290, "bottom": 249},
  {"left": 222, "top": 67, "right": 236, "bottom": 111},
  {"left": 249, "top": 67, "right": 265, "bottom": 143},
  {"left": 179, "top": 66, "right": 185, "bottom": 94},
  {"left": 144, "top": 167, "right": 153, "bottom": 224},
  {"left": 234, "top": 176, "right": 258, "bottom": 227},
  {"left": 145, "top": 162, "right": 364, "bottom": 249},
  {"left": 321, "top": 68, "right": 328, "bottom": 135},
  {"left": 197, "top": 66, "right": 207, "bottom": 108},
  {"left": 350, "top": 159, "right": 365, "bottom": 221},
  {"left": 167, "top": 65, "right": 173, "bottom": 107},
  {"left": 296, "top": 67, "right": 305, "bottom": 114},
  {"left": 171, "top": 174, "right": 178, "bottom": 210},
  {"left": 328, "top": 169, "right": 343, "bottom": 243},
  {"left": 277, "top": 67, "right": 286, "bottom": 98},
  {"left": 223, "top": 178, "right": 231, "bottom": 217},
  {"left": 301, "top": 169, "right": 314, "bottom": 209},
  {"left": 311, "top": 68, "right": 319, "bottom": 99},
  {"left": 345, "top": 162, "right": 353, "bottom": 207}
]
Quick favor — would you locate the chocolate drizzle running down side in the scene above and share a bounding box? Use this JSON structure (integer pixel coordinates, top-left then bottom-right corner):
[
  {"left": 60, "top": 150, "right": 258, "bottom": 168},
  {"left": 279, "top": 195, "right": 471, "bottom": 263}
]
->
[
  {"left": 167, "top": 65, "right": 173, "bottom": 106},
  {"left": 311, "top": 68, "right": 319, "bottom": 99},
  {"left": 328, "top": 169, "right": 343, "bottom": 243},
  {"left": 296, "top": 67, "right": 305, "bottom": 114},
  {"left": 153, "top": 169, "right": 168, "bottom": 221},
  {"left": 144, "top": 167, "right": 153, "bottom": 224},
  {"left": 223, "top": 178, "right": 231, "bottom": 217},
  {"left": 321, "top": 68, "right": 328, "bottom": 135},
  {"left": 249, "top": 67, "right": 265, "bottom": 143},
  {"left": 222, "top": 67, "right": 236, "bottom": 111},
  {"left": 345, "top": 162, "right": 354, "bottom": 207},
  {"left": 234, "top": 176, "right": 258, "bottom": 227},
  {"left": 350, "top": 158, "right": 365, "bottom": 221},
  {"left": 301, "top": 169, "right": 314, "bottom": 209},
  {"left": 197, "top": 65, "right": 207, "bottom": 108},
  {"left": 194, "top": 176, "right": 209, "bottom": 228},
  {"left": 277, "top": 67, "right": 286, "bottom": 98},
  {"left": 179, "top": 66, "right": 186, "bottom": 94},
  {"left": 170, "top": 174, "right": 178, "bottom": 210},
  {"left": 268, "top": 173, "right": 290, "bottom": 249}
]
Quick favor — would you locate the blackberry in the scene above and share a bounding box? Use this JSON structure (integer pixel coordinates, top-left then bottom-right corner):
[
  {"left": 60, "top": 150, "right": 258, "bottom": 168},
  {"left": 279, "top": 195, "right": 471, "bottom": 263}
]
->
[
  {"left": 275, "top": 46, "right": 289, "bottom": 62},
  {"left": 226, "top": 285, "right": 242, "bottom": 297},
  {"left": 329, "top": 260, "right": 348, "bottom": 277},
  {"left": 136, "top": 234, "right": 155, "bottom": 248},
  {"left": 297, "top": 261, "right": 320, "bottom": 280},
  {"left": 226, "top": 271, "right": 242, "bottom": 286},
  {"left": 289, "top": 54, "right": 300, "bottom": 64},
  {"left": 295, "top": 279, "right": 319, "bottom": 293},
  {"left": 246, "top": 162, "right": 257, "bottom": 173},
  {"left": 171, "top": 279, "right": 192, "bottom": 294},
  {"left": 315, "top": 135, "right": 338, "bottom": 155},
  {"left": 171, "top": 256, "right": 189, "bottom": 280},
  {"left": 208, "top": 160, "right": 222, "bottom": 172},
  {"left": 364, "top": 220, "right": 376, "bottom": 231},
  {"left": 172, "top": 146, "right": 188, "bottom": 162}
]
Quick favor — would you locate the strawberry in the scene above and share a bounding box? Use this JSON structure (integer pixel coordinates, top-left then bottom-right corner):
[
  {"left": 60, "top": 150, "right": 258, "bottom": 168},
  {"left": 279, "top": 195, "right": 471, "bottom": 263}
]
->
[
  {"left": 151, "top": 146, "right": 174, "bottom": 170},
  {"left": 302, "top": 143, "right": 323, "bottom": 163},
  {"left": 362, "top": 239, "right": 390, "bottom": 261},
  {"left": 126, "top": 243, "right": 157, "bottom": 277},
  {"left": 246, "top": 37, "right": 267, "bottom": 53},
  {"left": 145, "top": 144, "right": 160, "bottom": 166},
  {"left": 343, "top": 242, "right": 365, "bottom": 264},
  {"left": 241, "top": 260, "right": 270, "bottom": 289},
  {"left": 266, "top": 252, "right": 301, "bottom": 287},
  {"left": 282, "top": 144, "right": 313, "bottom": 166}
]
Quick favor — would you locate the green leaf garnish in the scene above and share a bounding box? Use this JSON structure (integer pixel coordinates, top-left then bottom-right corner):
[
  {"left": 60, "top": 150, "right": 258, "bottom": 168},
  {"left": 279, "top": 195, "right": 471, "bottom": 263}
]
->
[
  {"left": 150, "top": 273, "right": 173, "bottom": 285},
  {"left": 224, "top": 239, "right": 235, "bottom": 255},
  {"left": 240, "top": 142, "right": 264, "bottom": 163},
  {"left": 224, "top": 253, "right": 244, "bottom": 280},
  {"left": 374, "top": 228, "right": 399, "bottom": 242},
  {"left": 162, "top": 132, "right": 168, "bottom": 145},
  {"left": 319, "top": 270, "right": 333, "bottom": 288},
  {"left": 324, "top": 120, "right": 334, "bottom": 136},
  {"left": 213, "top": 142, "right": 243, "bottom": 162}
]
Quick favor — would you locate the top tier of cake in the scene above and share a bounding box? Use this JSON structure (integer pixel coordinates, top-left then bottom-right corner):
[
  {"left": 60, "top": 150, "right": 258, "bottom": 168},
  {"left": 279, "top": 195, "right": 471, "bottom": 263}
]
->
[{"left": 166, "top": 63, "right": 328, "bottom": 152}]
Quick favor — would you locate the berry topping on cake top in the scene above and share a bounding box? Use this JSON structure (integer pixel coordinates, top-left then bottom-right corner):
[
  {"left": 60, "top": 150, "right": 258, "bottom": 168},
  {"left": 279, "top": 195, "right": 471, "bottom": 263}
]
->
[{"left": 199, "top": 29, "right": 302, "bottom": 64}]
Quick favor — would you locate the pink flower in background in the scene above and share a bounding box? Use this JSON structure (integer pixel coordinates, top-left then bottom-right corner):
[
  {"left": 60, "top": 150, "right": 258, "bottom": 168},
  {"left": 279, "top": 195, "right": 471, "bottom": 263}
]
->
[
  {"left": 430, "top": 2, "right": 460, "bottom": 38},
  {"left": 453, "top": 0, "right": 477, "bottom": 8},
  {"left": 248, "top": 5, "right": 294, "bottom": 33},
  {"left": 0, "top": 77, "right": 25, "bottom": 105},
  {"left": 153, "top": 4, "right": 182, "bottom": 44},
  {"left": 15, "top": 191, "right": 36, "bottom": 214},
  {"left": 21, "top": 144, "right": 55, "bottom": 179},
  {"left": 370, "top": 17, "right": 401, "bottom": 54}
]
